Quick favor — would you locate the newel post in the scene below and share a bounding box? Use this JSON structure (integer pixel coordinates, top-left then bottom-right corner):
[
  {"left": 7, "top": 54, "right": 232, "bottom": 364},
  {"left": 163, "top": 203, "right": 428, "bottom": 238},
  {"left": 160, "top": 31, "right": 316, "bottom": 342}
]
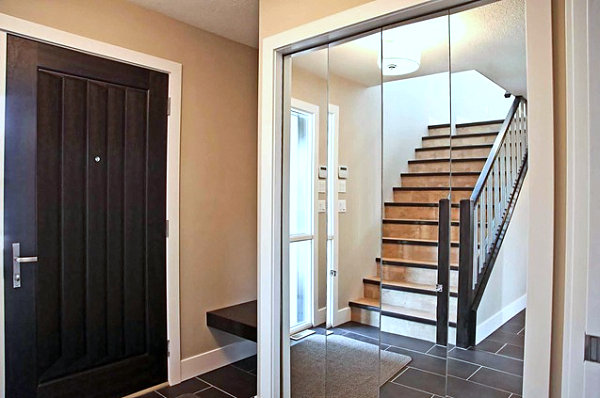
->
[{"left": 457, "top": 199, "right": 476, "bottom": 348}]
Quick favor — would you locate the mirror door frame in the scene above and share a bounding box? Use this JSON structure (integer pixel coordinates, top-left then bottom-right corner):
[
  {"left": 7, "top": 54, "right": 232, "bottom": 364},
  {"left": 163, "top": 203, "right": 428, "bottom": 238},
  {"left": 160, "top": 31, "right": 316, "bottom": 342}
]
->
[{"left": 258, "top": 1, "right": 556, "bottom": 396}]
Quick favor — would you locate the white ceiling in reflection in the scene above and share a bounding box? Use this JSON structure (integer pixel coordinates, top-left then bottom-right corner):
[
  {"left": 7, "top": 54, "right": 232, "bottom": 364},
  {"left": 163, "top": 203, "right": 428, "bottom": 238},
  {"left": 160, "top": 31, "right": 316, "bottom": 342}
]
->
[{"left": 292, "top": 0, "right": 526, "bottom": 96}]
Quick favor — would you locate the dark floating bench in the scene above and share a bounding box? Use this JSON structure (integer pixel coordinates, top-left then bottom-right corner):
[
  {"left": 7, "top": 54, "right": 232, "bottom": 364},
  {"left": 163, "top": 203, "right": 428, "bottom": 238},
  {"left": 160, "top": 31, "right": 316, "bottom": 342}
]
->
[{"left": 206, "top": 300, "right": 257, "bottom": 342}]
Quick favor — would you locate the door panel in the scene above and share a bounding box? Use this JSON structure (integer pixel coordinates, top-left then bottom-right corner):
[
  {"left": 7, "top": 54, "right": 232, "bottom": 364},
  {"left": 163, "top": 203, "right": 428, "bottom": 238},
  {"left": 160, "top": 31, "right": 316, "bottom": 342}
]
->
[{"left": 4, "top": 35, "right": 168, "bottom": 398}]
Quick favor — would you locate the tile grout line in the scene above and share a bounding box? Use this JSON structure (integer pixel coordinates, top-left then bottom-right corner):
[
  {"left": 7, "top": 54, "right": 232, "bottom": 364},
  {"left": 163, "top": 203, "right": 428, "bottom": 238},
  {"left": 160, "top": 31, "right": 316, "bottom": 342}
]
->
[
  {"left": 229, "top": 363, "right": 259, "bottom": 378},
  {"left": 466, "top": 366, "right": 482, "bottom": 381},
  {"left": 448, "top": 356, "right": 523, "bottom": 378},
  {"left": 390, "top": 379, "right": 439, "bottom": 396},
  {"left": 448, "top": 374, "right": 520, "bottom": 396},
  {"left": 195, "top": 377, "right": 239, "bottom": 398},
  {"left": 495, "top": 342, "right": 509, "bottom": 354}
]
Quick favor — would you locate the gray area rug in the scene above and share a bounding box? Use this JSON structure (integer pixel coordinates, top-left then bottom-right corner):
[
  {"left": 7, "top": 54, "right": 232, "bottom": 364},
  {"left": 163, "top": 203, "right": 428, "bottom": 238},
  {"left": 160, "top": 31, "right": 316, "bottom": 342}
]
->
[{"left": 291, "top": 334, "right": 411, "bottom": 398}]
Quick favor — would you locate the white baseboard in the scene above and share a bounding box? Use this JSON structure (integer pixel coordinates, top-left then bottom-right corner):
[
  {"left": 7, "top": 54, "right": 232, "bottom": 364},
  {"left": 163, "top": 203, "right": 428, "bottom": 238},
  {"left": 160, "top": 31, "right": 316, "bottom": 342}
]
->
[
  {"left": 180, "top": 340, "right": 257, "bottom": 382},
  {"left": 314, "top": 306, "right": 326, "bottom": 326},
  {"left": 333, "top": 306, "right": 351, "bottom": 327},
  {"left": 476, "top": 294, "right": 527, "bottom": 344}
]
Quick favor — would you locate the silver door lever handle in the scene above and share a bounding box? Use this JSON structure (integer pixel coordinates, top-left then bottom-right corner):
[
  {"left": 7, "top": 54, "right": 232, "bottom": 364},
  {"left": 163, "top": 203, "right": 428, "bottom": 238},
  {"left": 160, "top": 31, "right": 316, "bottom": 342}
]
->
[
  {"left": 15, "top": 256, "right": 38, "bottom": 263},
  {"left": 12, "top": 243, "right": 37, "bottom": 288}
]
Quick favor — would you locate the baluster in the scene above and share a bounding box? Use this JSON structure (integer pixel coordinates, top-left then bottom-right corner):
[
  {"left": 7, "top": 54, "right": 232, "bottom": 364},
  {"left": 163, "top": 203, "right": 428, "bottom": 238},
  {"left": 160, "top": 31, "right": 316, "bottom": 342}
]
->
[
  {"left": 479, "top": 196, "right": 485, "bottom": 275},
  {"left": 486, "top": 178, "right": 492, "bottom": 259},
  {"left": 495, "top": 158, "right": 501, "bottom": 225},
  {"left": 501, "top": 144, "right": 506, "bottom": 211}
]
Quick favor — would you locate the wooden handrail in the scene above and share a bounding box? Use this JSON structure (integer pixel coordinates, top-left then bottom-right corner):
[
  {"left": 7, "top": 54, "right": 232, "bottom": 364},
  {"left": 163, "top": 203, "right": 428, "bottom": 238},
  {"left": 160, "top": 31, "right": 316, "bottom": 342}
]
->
[{"left": 470, "top": 96, "right": 524, "bottom": 202}]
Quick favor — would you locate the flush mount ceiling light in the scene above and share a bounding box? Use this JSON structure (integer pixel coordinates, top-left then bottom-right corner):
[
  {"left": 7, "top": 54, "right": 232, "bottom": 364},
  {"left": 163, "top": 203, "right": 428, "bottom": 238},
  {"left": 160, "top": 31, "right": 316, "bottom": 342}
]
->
[
  {"left": 381, "top": 56, "right": 420, "bottom": 76},
  {"left": 380, "top": 39, "right": 421, "bottom": 76}
]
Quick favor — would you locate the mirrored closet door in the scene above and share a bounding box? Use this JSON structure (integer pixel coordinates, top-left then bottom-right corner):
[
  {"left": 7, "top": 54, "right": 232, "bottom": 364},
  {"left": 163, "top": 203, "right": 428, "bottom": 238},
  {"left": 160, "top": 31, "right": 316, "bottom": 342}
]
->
[{"left": 281, "top": 1, "right": 527, "bottom": 397}]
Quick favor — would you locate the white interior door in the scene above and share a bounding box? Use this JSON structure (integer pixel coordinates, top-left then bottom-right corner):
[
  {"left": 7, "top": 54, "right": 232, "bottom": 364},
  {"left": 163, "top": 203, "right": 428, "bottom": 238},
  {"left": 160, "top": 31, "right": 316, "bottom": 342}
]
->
[{"left": 289, "top": 99, "right": 319, "bottom": 335}]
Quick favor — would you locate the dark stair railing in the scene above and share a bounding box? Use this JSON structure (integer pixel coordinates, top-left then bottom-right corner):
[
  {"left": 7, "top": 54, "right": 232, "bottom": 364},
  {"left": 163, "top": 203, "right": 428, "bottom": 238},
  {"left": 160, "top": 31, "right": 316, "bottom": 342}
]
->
[{"left": 456, "top": 96, "right": 528, "bottom": 348}]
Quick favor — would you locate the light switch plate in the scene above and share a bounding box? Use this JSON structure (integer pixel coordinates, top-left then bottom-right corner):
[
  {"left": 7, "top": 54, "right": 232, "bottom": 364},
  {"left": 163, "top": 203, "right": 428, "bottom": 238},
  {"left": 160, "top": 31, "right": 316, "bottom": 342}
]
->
[
  {"left": 318, "top": 166, "right": 327, "bottom": 179},
  {"left": 338, "top": 199, "right": 347, "bottom": 213},
  {"left": 318, "top": 200, "right": 327, "bottom": 213},
  {"left": 338, "top": 180, "right": 347, "bottom": 193},
  {"left": 318, "top": 180, "right": 327, "bottom": 193},
  {"left": 338, "top": 165, "right": 349, "bottom": 179}
]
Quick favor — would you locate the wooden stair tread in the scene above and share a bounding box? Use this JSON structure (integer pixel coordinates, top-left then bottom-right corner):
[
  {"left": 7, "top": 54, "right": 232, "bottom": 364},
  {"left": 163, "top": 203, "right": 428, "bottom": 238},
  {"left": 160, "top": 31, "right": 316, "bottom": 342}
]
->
[
  {"left": 364, "top": 276, "right": 458, "bottom": 295},
  {"left": 349, "top": 298, "right": 457, "bottom": 324},
  {"left": 422, "top": 131, "right": 499, "bottom": 140},
  {"left": 408, "top": 157, "right": 488, "bottom": 163},
  {"left": 401, "top": 171, "right": 480, "bottom": 176},
  {"left": 384, "top": 202, "right": 461, "bottom": 207},
  {"left": 392, "top": 186, "right": 473, "bottom": 191},
  {"left": 377, "top": 257, "right": 459, "bottom": 270},
  {"left": 382, "top": 237, "right": 460, "bottom": 246},
  {"left": 415, "top": 143, "right": 493, "bottom": 151},
  {"left": 428, "top": 119, "right": 504, "bottom": 129},
  {"left": 382, "top": 218, "right": 459, "bottom": 226}
]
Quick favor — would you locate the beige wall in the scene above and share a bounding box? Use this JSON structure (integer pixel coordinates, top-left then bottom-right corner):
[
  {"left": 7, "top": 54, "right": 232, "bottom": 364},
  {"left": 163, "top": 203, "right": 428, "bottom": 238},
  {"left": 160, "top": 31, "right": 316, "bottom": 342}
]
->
[{"left": 0, "top": 0, "right": 258, "bottom": 359}]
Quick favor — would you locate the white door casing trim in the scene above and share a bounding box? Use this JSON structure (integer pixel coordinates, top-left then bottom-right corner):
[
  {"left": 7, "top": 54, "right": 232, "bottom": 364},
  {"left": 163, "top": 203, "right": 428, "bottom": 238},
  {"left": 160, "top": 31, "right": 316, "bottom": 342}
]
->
[
  {"left": 563, "top": 0, "right": 592, "bottom": 396},
  {"left": 258, "top": 1, "right": 555, "bottom": 397},
  {"left": 0, "top": 13, "right": 183, "bottom": 394}
]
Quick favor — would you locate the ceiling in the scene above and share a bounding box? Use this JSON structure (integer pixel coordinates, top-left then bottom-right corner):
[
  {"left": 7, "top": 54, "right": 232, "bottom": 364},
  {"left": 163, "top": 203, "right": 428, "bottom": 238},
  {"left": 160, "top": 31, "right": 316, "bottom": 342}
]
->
[
  {"left": 128, "top": 0, "right": 259, "bottom": 48},
  {"left": 292, "top": 0, "right": 526, "bottom": 95}
]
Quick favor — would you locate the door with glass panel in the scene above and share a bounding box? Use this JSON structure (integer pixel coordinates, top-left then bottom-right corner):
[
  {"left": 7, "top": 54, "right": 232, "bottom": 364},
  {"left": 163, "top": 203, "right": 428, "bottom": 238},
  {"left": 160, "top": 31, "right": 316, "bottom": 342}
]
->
[{"left": 289, "top": 104, "right": 317, "bottom": 334}]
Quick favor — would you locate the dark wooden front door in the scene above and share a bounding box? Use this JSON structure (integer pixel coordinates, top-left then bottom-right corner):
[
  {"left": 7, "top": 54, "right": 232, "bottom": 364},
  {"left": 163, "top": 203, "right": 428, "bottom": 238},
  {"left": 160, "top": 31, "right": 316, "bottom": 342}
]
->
[{"left": 4, "top": 35, "right": 168, "bottom": 398}]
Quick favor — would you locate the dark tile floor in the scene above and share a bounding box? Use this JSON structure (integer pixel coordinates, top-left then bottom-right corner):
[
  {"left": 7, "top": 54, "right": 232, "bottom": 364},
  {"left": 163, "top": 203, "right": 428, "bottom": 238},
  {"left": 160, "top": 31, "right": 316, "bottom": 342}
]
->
[{"left": 142, "top": 311, "right": 524, "bottom": 398}]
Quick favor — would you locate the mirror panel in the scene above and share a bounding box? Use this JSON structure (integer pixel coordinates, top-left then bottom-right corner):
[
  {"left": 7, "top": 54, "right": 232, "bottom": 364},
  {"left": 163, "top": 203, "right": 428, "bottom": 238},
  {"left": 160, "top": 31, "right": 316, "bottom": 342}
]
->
[
  {"left": 284, "top": 47, "right": 330, "bottom": 398},
  {"left": 379, "top": 13, "right": 452, "bottom": 397},
  {"left": 325, "top": 30, "right": 383, "bottom": 398}
]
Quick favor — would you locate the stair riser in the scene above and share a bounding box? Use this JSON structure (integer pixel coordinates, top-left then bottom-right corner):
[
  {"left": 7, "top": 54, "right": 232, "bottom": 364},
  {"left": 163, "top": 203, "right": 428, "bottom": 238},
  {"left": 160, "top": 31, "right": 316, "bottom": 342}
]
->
[
  {"left": 401, "top": 174, "right": 479, "bottom": 187},
  {"left": 351, "top": 306, "right": 380, "bottom": 328},
  {"left": 383, "top": 223, "right": 459, "bottom": 241},
  {"left": 382, "top": 243, "right": 459, "bottom": 263},
  {"left": 380, "top": 265, "right": 458, "bottom": 288},
  {"left": 428, "top": 123, "right": 503, "bottom": 136},
  {"left": 384, "top": 206, "right": 459, "bottom": 220},
  {"left": 382, "top": 289, "right": 457, "bottom": 314},
  {"left": 364, "top": 283, "right": 380, "bottom": 300},
  {"left": 422, "top": 134, "right": 497, "bottom": 147},
  {"left": 350, "top": 307, "right": 457, "bottom": 344},
  {"left": 408, "top": 160, "right": 486, "bottom": 173},
  {"left": 393, "top": 189, "right": 472, "bottom": 203},
  {"left": 381, "top": 314, "right": 457, "bottom": 344}
]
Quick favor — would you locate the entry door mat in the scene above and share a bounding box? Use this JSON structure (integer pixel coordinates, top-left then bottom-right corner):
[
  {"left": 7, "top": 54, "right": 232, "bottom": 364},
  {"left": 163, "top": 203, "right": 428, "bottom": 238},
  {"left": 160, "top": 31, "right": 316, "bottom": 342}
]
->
[{"left": 290, "top": 334, "right": 411, "bottom": 398}]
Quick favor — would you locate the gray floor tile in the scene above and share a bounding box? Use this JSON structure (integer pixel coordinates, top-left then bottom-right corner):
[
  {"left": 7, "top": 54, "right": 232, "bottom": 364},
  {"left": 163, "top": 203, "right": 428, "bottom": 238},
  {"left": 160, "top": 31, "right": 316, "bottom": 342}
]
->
[
  {"left": 469, "top": 367, "right": 523, "bottom": 395},
  {"left": 158, "top": 378, "right": 210, "bottom": 397},
  {"left": 447, "top": 375, "right": 511, "bottom": 398}
]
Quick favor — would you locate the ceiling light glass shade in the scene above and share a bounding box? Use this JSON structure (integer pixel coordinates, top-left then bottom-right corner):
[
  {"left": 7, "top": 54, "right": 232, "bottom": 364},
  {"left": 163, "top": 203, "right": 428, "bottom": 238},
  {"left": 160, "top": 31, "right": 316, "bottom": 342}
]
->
[
  {"left": 380, "top": 40, "right": 422, "bottom": 76},
  {"left": 380, "top": 57, "right": 420, "bottom": 75}
]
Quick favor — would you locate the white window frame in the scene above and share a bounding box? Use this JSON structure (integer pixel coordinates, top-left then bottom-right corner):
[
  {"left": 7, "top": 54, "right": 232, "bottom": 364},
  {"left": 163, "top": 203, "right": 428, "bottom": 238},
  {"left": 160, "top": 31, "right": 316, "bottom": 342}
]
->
[
  {"left": 0, "top": 13, "right": 183, "bottom": 393},
  {"left": 258, "top": 1, "right": 555, "bottom": 397}
]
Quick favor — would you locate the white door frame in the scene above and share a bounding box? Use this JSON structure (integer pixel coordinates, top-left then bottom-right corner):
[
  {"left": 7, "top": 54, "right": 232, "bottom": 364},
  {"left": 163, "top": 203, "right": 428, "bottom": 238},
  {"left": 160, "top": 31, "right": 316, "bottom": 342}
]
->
[
  {"left": 258, "top": 0, "right": 555, "bottom": 397},
  {"left": 326, "top": 104, "right": 341, "bottom": 328},
  {"left": 562, "top": 0, "right": 596, "bottom": 395},
  {"left": 288, "top": 97, "right": 320, "bottom": 334},
  {"left": 0, "top": 13, "right": 183, "bottom": 394}
]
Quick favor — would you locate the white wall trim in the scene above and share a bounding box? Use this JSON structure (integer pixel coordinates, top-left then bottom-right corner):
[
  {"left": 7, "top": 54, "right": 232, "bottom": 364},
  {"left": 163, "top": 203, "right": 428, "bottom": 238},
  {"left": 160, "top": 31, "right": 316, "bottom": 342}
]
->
[
  {"left": 335, "top": 306, "right": 351, "bottom": 327},
  {"left": 476, "top": 294, "right": 527, "bottom": 345},
  {"left": 259, "top": 1, "right": 555, "bottom": 396},
  {"left": 0, "top": 13, "right": 183, "bottom": 394},
  {"left": 562, "top": 0, "right": 591, "bottom": 396},
  {"left": 180, "top": 340, "right": 257, "bottom": 382}
]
